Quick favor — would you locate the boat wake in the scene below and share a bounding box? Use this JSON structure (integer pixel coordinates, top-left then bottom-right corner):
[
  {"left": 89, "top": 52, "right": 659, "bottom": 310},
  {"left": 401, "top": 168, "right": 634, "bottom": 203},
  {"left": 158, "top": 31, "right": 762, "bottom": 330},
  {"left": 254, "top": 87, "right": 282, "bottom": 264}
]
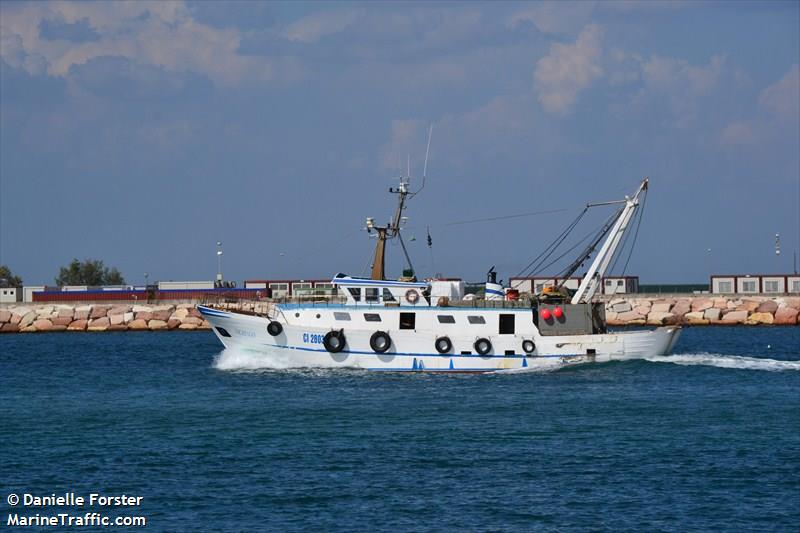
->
[
  {"left": 644, "top": 353, "right": 800, "bottom": 372},
  {"left": 213, "top": 347, "right": 339, "bottom": 372}
]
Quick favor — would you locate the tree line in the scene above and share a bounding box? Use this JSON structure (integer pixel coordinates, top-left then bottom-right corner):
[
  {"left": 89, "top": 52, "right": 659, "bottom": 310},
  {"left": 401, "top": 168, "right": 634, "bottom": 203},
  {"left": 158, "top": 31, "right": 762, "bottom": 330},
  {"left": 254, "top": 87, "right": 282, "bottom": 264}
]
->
[{"left": 0, "top": 259, "right": 126, "bottom": 287}]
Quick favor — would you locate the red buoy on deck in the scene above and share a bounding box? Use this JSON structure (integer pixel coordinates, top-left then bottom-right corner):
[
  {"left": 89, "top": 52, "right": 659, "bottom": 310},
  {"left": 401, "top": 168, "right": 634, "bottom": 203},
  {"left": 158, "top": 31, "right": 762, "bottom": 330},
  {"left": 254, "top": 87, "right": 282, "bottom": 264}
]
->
[
  {"left": 553, "top": 306, "right": 564, "bottom": 319},
  {"left": 541, "top": 309, "right": 552, "bottom": 320}
]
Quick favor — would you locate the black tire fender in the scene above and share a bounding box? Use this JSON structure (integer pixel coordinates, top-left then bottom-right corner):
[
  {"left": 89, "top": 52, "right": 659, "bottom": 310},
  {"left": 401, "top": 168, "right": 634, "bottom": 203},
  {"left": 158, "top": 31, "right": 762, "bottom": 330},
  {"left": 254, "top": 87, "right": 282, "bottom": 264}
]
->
[
  {"left": 474, "top": 337, "right": 492, "bottom": 356},
  {"left": 267, "top": 321, "right": 283, "bottom": 336},
  {"left": 370, "top": 331, "right": 392, "bottom": 354},
  {"left": 323, "top": 330, "right": 346, "bottom": 353},
  {"left": 522, "top": 339, "right": 535, "bottom": 354},
  {"left": 434, "top": 336, "right": 452, "bottom": 354}
]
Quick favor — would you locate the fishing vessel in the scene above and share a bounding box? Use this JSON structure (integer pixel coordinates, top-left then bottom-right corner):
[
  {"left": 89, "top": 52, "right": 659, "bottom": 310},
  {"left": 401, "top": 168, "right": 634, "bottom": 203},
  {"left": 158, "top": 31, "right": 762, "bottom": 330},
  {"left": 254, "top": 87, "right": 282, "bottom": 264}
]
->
[{"left": 200, "top": 178, "right": 681, "bottom": 372}]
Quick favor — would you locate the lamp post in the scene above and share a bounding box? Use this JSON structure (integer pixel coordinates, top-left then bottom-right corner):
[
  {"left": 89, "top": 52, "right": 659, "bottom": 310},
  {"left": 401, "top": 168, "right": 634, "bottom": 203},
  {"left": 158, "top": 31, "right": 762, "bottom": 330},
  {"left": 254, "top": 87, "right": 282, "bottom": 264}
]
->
[
  {"left": 216, "top": 241, "right": 223, "bottom": 286},
  {"left": 144, "top": 272, "right": 149, "bottom": 288}
]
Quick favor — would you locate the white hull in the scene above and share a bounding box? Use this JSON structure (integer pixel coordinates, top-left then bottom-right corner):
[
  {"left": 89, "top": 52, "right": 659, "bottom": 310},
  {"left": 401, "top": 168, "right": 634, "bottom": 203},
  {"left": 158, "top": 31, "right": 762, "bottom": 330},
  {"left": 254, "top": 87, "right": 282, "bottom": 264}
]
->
[{"left": 199, "top": 305, "right": 681, "bottom": 372}]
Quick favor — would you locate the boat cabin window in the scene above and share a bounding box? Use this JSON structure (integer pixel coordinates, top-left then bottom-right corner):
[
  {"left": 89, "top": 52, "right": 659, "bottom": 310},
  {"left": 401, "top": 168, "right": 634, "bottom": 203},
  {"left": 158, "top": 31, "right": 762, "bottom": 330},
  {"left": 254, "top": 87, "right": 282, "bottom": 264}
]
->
[
  {"left": 467, "top": 315, "right": 486, "bottom": 324},
  {"left": 437, "top": 315, "right": 455, "bottom": 324},
  {"left": 334, "top": 312, "right": 352, "bottom": 321},
  {"left": 216, "top": 327, "right": 231, "bottom": 337},
  {"left": 347, "top": 288, "right": 361, "bottom": 301},
  {"left": 365, "top": 288, "right": 379, "bottom": 303},
  {"left": 364, "top": 313, "right": 382, "bottom": 322},
  {"left": 382, "top": 288, "right": 396, "bottom": 302},
  {"left": 499, "top": 314, "right": 515, "bottom": 334},
  {"left": 399, "top": 312, "right": 415, "bottom": 330}
]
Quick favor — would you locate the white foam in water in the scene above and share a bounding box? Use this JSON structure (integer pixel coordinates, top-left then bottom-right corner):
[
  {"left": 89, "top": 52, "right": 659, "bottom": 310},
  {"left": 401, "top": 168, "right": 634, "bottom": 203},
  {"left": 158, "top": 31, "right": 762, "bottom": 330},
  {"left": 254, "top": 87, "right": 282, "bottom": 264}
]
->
[
  {"left": 645, "top": 353, "right": 800, "bottom": 372},
  {"left": 213, "top": 346, "right": 341, "bottom": 371}
]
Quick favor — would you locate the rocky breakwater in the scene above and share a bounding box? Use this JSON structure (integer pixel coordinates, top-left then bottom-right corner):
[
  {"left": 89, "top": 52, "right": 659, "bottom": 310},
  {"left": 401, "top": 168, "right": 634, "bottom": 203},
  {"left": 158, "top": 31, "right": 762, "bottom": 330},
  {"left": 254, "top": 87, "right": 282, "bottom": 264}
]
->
[
  {"left": 0, "top": 304, "right": 212, "bottom": 333},
  {"left": 605, "top": 296, "right": 799, "bottom": 326}
]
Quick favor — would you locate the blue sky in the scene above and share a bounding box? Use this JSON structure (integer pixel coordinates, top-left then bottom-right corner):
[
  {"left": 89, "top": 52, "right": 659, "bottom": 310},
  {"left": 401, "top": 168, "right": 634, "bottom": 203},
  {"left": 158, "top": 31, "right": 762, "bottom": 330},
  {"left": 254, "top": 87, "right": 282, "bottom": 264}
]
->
[{"left": 1, "top": 0, "right": 798, "bottom": 286}]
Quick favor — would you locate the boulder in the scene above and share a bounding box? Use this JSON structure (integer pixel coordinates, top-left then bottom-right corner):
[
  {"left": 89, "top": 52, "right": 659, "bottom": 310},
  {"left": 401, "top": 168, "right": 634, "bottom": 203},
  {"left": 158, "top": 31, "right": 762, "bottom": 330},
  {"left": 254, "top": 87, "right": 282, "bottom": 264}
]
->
[
  {"left": 88, "top": 317, "right": 110, "bottom": 331},
  {"left": 647, "top": 311, "right": 674, "bottom": 325},
  {"left": 617, "top": 310, "right": 645, "bottom": 325},
  {"left": 135, "top": 311, "right": 153, "bottom": 321},
  {"left": 109, "top": 324, "right": 129, "bottom": 331},
  {"left": 703, "top": 308, "right": 721, "bottom": 321},
  {"left": 167, "top": 319, "right": 181, "bottom": 329},
  {"left": 108, "top": 305, "right": 131, "bottom": 316},
  {"left": 662, "top": 314, "right": 682, "bottom": 326},
  {"left": 90, "top": 306, "right": 110, "bottom": 319},
  {"left": 19, "top": 311, "right": 37, "bottom": 328},
  {"left": 755, "top": 300, "right": 778, "bottom": 314},
  {"left": 52, "top": 317, "right": 72, "bottom": 326},
  {"left": 180, "top": 316, "right": 203, "bottom": 326},
  {"left": 726, "top": 300, "right": 738, "bottom": 309},
  {"left": 712, "top": 298, "right": 728, "bottom": 309},
  {"left": 123, "top": 312, "right": 134, "bottom": 323},
  {"left": 74, "top": 310, "right": 90, "bottom": 320},
  {"left": 774, "top": 307, "right": 799, "bottom": 325},
  {"left": 782, "top": 297, "right": 800, "bottom": 310},
  {"left": 1, "top": 323, "right": 20, "bottom": 332},
  {"left": 128, "top": 319, "right": 148, "bottom": 330},
  {"left": 199, "top": 320, "right": 211, "bottom": 329},
  {"left": 178, "top": 323, "right": 198, "bottom": 330},
  {"left": 609, "top": 298, "right": 626, "bottom": 307},
  {"left": 634, "top": 306, "right": 652, "bottom": 316},
  {"left": 50, "top": 325, "right": 67, "bottom": 332},
  {"left": 737, "top": 300, "right": 761, "bottom": 312},
  {"left": 109, "top": 314, "right": 125, "bottom": 325},
  {"left": 172, "top": 308, "right": 190, "bottom": 319},
  {"left": 671, "top": 301, "right": 691, "bottom": 317},
  {"left": 32, "top": 319, "right": 53, "bottom": 331},
  {"left": 132, "top": 305, "right": 153, "bottom": 313},
  {"left": 67, "top": 319, "right": 88, "bottom": 331},
  {"left": 685, "top": 311, "right": 709, "bottom": 325},
  {"left": 188, "top": 308, "right": 203, "bottom": 318},
  {"left": 721, "top": 310, "right": 749, "bottom": 324},
  {"left": 152, "top": 310, "right": 172, "bottom": 322},
  {"left": 0, "top": 310, "right": 10, "bottom": 323},
  {"left": 746, "top": 312, "right": 774, "bottom": 325},
  {"left": 20, "top": 326, "right": 37, "bottom": 333},
  {"left": 57, "top": 307, "right": 74, "bottom": 318},
  {"left": 9, "top": 313, "right": 21, "bottom": 325},
  {"left": 35, "top": 306, "right": 54, "bottom": 316},
  {"left": 651, "top": 302, "right": 672, "bottom": 313},
  {"left": 612, "top": 301, "right": 632, "bottom": 313},
  {"left": 148, "top": 319, "right": 168, "bottom": 330},
  {"left": 691, "top": 298, "right": 713, "bottom": 312}
]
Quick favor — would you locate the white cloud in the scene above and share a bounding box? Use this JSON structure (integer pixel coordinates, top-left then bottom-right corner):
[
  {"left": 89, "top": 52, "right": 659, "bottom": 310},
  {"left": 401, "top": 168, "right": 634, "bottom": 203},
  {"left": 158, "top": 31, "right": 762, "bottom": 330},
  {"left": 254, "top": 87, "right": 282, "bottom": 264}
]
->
[
  {"left": 719, "top": 121, "right": 755, "bottom": 146},
  {"left": 0, "top": 1, "right": 287, "bottom": 86},
  {"left": 719, "top": 64, "right": 800, "bottom": 148},
  {"left": 636, "top": 54, "right": 725, "bottom": 127},
  {"left": 758, "top": 64, "right": 799, "bottom": 118},
  {"left": 509, "top": 1, "right": 595, "bottom": 36},
  {"left": 534, "top": 24, "right": 604, "bottom": 114},
  {"left": 283, "top": 9, "right": 362, "bottom": 44}
]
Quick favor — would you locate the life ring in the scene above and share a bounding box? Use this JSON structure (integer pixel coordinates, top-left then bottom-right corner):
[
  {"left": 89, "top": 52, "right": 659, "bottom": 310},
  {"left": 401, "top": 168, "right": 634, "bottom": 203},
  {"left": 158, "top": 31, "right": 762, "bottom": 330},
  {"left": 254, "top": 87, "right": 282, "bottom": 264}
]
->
[
  {"left": 522, "top": 339, "right": 535, "bottom": 354},
  {"left": 474, "top": 338, "right": 492, "bottom": 356},
  {"left": 434, "top": 336, "right": 452, "bottom": 354},
  {"left": 267, "top": 321, "right": 283, "bottom": 336},
  {"left": 405, "top": 289, "right": 420, "bottom": 304},
  {"left": 370, "top": 331, "right": 392, "bottom": 353},
  {"left": 323, "top": 330, "right": 346, "bottom": 353}
]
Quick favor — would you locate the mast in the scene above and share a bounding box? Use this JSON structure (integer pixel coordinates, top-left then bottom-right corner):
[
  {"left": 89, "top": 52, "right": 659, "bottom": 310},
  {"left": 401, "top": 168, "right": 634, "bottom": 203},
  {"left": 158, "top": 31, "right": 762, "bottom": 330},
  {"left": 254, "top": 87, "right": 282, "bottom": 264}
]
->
[
  {"left": 571, "top": 178, "right": 648, "bottom": 304},
  {"left": 366, "top": 179, "right": 414, "bottom": 280},
  {"left": 366, "top": 125, "right": 432, "bottom": 281}
]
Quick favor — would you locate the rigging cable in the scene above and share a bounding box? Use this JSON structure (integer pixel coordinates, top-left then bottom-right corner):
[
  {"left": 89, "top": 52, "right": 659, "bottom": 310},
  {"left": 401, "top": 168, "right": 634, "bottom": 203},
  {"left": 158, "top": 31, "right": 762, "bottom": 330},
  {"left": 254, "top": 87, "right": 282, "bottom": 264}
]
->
[
  {"left": 444, "top": 208, "right": 567, "bottom": 227},
  {"left": 621, "top": 187, "right": 647, "bottom": 276},
  {"left": 514, "top": 207, "right": 589, "bottom": 279}
]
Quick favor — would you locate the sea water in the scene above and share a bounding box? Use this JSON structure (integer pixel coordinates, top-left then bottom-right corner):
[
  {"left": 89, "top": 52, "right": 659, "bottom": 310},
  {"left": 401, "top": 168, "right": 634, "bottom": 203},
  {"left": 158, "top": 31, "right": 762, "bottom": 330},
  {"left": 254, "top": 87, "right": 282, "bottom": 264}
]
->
[{"left": 1, "top": 327, "right": 798, "bottom": 531}]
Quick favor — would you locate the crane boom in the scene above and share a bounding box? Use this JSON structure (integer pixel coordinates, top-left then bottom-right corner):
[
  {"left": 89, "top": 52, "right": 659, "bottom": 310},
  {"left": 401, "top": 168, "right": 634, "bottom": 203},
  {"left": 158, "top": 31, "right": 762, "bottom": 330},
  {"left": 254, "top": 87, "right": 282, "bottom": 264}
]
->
[{"left": 571, "top": 178, "right": 648, "bottom": 304}]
